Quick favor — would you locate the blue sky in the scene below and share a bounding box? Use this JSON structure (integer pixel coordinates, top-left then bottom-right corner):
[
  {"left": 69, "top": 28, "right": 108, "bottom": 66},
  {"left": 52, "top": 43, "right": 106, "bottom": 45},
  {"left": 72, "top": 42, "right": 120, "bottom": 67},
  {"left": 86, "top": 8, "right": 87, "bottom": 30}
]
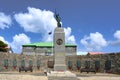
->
[{"left": 0, "top": 0, "right": 120, "bottom": 54}]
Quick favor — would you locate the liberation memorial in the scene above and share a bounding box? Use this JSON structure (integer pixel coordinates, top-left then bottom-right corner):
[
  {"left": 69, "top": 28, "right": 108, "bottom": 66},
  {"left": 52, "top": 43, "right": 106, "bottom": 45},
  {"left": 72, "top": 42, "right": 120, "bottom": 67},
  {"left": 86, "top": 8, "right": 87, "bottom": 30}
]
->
[{"left": 47, "top": 13, "right": 78, "bottom": 80}]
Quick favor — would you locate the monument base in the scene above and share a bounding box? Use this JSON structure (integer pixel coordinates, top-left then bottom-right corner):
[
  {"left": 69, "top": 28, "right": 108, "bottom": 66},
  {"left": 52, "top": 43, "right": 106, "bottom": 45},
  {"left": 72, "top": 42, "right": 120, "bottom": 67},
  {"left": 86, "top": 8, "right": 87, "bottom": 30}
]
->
[
  {"left": 47, "top": 71, "right": 79, "bottom": 80},
  {"left": 54, "top": 64, "right": 66, "bottom": 71}
]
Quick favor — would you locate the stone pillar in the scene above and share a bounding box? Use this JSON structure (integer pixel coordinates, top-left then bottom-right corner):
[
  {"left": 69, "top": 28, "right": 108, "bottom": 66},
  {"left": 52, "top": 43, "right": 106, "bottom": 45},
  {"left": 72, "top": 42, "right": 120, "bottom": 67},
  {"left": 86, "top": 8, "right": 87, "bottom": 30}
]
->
[{"left": 54, "top": 27, "right": 66, "bottom": 71}]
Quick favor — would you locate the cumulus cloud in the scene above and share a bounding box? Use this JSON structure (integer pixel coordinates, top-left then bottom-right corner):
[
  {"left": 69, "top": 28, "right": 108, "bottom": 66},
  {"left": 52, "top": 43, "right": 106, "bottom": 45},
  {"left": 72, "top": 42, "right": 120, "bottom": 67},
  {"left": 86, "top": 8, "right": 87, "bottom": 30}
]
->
[
  {"left": 0, "top": 12, "right": 12, "bottom": 29},
  {"left": 114, "top": 30, "right": 120, "bottom": 40},
  {"left": 14, "top": 7, "right": 76, "bottom": 44},
  {"left": 0, "top": 34, "right": 31, "bottom": 53},
  {"left": 111, "top": 40, "right": 120, "bottom": 46},
  {"left": 77, "top": 51, "right": 88, "bottom": 55},
  {"left": 10, "top": 33, "right": 31, "bottom": 53},
  {"left": 111, "top": 30, "right": 120, "bottom": 46},
  {"left": 14, "top": 7, "right": 56, "bottom": 42},
  {"left": 80, "top": 32, "right": 107, "bottom": 51},
  {"left": 0, "top": 36, "right": 9, "bottom": 44},
  {"left": 64, "top": 27, "right": 76, "bottom": 44}
]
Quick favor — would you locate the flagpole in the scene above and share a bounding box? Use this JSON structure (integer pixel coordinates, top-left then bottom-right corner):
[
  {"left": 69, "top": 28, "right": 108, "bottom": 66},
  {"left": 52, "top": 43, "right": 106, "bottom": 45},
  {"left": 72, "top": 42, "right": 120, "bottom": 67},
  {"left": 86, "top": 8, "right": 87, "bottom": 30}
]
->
[
  {"left": 48, "top": 31, "right": 53, "bottom": 56},
  {"left": 52, "top": 41, "right": 53, "bottom": 56},
  {"left": 52, "top": 32, "right": 53, "bottom": 56}
]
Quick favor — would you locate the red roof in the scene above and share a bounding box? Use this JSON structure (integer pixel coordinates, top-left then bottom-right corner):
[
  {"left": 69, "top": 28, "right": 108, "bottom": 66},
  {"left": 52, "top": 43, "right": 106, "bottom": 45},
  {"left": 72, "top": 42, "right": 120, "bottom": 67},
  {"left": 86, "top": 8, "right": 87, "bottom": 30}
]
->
[{"left": 88, "top": 52, "right": 104, "bottom": 55}]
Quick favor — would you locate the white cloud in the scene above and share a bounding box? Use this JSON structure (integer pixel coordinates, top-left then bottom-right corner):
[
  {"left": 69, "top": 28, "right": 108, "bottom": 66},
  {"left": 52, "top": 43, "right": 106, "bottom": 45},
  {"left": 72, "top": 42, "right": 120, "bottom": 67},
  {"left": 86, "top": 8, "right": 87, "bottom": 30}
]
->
[
  {"left": 14, "top": 7, "right": 57, "bottom": 42},
  {"left": 0, "top": 12, "right": 12, "bottom": 29},
  {"left": 14, "top": 7, "right": 57, "bottom": 33},
  {"left": 64, "top": 27, "right": 76, "bottom": 44},
  {"left": 111, "top": 30, "right": 120, "bottom": 46},
  {"left": 80, "top": 32, "right": 107, "bottom": 51},
  {"left": 0, "top": 36, "right": 9, "bottom": 44},
  {"left": 14, "top": 7, "right": 76, "bottom": 44},
  {"left": 114, "top": 30, "right": 120, "bottom": 40},
  {"left": 10, "top": 33, "right": 31, "bottom": 53},
  {"left": 44, "top": 27, "right": 76, "bottom": 44},
  {"left": 0, "top": 34, "right": 30, "bottom": 53},
  {"left": 111, "top": 40, "right": 120, "bottom": 46},
  {"left": 77, "top": 51, "right": 88, "bottom": 55}
]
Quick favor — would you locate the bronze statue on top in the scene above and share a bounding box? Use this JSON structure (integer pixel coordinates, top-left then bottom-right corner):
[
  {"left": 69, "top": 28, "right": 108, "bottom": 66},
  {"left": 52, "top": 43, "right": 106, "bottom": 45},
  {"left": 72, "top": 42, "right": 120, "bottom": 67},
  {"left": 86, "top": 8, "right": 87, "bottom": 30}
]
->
[{"left": 55, "top": 13, "right": 61, "bottom": 27}]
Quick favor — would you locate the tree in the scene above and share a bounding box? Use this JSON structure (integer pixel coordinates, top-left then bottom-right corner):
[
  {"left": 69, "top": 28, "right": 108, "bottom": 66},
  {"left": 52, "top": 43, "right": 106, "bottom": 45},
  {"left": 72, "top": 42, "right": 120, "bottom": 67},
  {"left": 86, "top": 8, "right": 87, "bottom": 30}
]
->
[{"left": 0, "top": 40, "right": 8, "bottom": 52}]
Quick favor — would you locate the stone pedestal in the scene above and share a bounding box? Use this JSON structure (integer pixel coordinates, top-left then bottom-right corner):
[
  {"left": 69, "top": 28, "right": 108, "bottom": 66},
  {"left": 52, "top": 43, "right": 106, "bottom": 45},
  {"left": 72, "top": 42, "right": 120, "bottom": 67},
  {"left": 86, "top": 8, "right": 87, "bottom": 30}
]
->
[
  {"left": 47, "top": 71, "right": 78, "bottom": 80},
  {"left": 54, "top": 27, "right": 66, "bottom": 71}
]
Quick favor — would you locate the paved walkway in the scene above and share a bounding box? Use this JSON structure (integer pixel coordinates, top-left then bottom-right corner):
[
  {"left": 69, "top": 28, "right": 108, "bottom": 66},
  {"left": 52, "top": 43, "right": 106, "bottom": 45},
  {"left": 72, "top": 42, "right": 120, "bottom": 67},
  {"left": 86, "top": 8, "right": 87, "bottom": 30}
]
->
[
  {"left": 76, "top": 72, "right": 120, "bottom": 80},
  {"left": 0, "top": 72, "right": 48, "bottom": 80},
  {"left": 0, "top": 74, "right": 47, "bottom": 80},
  {"left": 78, "top": 77, "right": 120, "bottom": 80},
  {"left": 0, "top": 71, "right": 119, "bottom": 80}
]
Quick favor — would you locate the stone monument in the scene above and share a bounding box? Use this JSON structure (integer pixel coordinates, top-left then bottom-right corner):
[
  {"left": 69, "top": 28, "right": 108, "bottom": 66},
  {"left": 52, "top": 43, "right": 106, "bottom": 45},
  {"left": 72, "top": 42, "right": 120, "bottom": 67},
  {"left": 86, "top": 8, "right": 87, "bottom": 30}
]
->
[
  {"left": 47, "top": 13, "right": 78, "bottom": 80},
  {"left": 54, "top": 22, "right": 66, "bottom": 71}
]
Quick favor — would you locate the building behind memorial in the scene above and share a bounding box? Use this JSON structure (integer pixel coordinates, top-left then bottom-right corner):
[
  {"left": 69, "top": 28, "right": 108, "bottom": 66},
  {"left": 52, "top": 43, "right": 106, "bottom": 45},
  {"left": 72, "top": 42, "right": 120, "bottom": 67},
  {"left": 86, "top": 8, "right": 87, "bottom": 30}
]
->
[{"left": 22, "top": 42, "right": 77, "bottom": 56}]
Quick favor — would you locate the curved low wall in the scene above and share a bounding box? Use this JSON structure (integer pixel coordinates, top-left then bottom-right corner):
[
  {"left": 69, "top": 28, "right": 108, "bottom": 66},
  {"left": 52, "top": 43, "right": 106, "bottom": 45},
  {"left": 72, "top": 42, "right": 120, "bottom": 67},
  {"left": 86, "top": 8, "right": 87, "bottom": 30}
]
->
[{"left": 0, "top": 52, "right": 119, "bottom": 74}]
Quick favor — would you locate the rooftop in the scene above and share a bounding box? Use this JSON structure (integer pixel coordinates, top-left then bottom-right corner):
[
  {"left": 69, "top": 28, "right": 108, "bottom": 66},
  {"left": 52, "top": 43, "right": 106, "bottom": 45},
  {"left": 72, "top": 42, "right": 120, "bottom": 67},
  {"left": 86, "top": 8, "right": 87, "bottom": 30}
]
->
[
  {"left": 88, "top": 52, "right": 104, "bottom": 55},
  {"left": 23, "top": 42, "right": 77, "bottom": 47}
]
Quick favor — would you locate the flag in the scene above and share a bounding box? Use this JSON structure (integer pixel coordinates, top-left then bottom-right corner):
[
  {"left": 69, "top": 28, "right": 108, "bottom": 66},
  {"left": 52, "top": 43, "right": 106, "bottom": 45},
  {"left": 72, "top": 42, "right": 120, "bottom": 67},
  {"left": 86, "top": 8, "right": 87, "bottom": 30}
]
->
[{"left": 48, "top": 31, "right": 52, "bottom": 35}]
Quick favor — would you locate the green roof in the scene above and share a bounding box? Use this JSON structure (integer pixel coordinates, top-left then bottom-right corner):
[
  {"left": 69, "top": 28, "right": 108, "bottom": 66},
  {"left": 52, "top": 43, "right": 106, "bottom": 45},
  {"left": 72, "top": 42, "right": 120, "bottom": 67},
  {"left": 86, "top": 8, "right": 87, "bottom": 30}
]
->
[{"left": 23, "top": 42, "right": 76, "bottom": 47}]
